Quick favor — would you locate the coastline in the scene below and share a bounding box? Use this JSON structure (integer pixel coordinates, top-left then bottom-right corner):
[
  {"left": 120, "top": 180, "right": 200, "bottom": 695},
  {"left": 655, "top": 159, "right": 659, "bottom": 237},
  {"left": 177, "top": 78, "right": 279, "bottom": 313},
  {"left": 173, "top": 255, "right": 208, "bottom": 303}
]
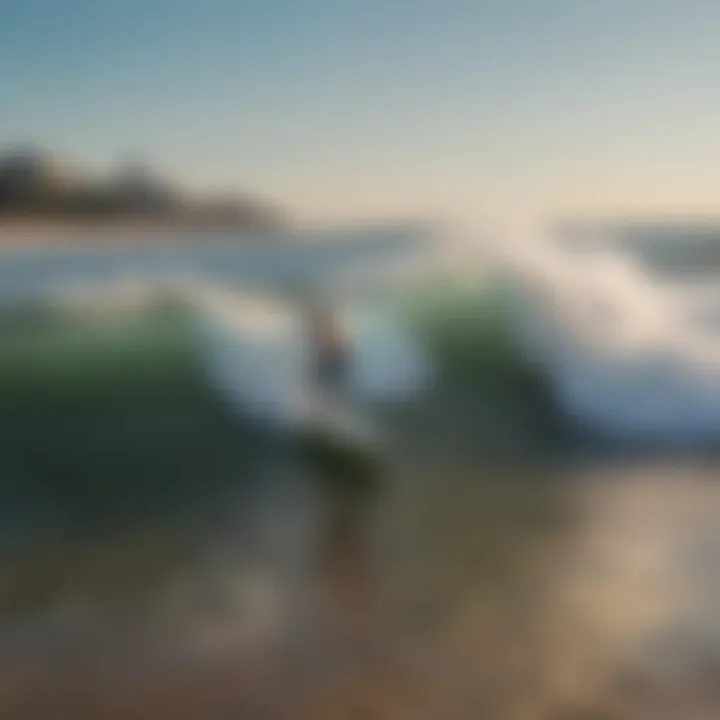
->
[{"left": 0, "top": 219, "right": 289, "bottom": 246}]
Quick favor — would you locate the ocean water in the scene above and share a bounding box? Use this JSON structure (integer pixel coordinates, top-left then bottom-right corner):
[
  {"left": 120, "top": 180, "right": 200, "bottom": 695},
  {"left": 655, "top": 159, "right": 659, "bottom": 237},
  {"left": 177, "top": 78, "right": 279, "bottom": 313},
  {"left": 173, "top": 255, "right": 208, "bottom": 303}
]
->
[
  {"left": 2, "top": 233, "right": 720, "bottom": 718},
  {"left": 498, "top": 226, "right": 720, "bottom": 446}
]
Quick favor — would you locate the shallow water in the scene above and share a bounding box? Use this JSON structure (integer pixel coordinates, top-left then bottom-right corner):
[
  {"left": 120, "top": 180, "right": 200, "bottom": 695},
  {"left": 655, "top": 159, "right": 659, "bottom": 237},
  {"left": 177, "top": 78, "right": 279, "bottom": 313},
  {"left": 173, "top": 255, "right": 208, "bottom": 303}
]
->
[{"left": 2, "top": 280, "right": 720, "bottom": 718}]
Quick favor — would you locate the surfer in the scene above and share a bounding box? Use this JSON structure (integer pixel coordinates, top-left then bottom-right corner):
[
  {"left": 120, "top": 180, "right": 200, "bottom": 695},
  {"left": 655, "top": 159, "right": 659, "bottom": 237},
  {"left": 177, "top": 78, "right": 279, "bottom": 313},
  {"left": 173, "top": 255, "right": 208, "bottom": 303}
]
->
[
  {"left": 306, "top": 303, "right": 351, "bottom": 396},
  {"left": 301, "top": 298, "right": 382, "bottom": 456}
]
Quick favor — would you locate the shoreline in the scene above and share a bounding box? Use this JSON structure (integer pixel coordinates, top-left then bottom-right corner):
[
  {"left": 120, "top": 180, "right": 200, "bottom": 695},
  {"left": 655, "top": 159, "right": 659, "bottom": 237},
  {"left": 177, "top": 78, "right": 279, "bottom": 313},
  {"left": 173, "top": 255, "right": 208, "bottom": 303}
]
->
[{"left": 0, "top": 221, "right": 290, "bottom": 247}]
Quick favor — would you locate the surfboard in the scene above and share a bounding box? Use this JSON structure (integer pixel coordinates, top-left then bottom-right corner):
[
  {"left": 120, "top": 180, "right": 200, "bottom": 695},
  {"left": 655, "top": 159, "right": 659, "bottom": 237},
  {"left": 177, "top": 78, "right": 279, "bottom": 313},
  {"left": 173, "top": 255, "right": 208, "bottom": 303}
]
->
[{"left": 300, "top": 389, "right": 382, "bottom": 452}]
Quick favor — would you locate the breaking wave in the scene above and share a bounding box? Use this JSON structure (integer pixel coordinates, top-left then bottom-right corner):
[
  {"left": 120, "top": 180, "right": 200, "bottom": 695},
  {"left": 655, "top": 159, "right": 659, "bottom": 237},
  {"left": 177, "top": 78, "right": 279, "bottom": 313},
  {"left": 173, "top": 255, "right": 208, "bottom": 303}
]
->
[{"left": 7, "top": 223, "right": 720, "bottom": 450}]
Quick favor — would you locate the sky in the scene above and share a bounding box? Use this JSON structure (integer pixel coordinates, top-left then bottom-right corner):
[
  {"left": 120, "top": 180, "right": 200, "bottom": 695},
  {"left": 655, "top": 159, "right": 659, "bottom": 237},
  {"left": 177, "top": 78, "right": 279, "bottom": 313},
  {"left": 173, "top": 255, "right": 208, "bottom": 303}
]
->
[{"left": 2, "top": 0, "right": 720, "bottom": 224}]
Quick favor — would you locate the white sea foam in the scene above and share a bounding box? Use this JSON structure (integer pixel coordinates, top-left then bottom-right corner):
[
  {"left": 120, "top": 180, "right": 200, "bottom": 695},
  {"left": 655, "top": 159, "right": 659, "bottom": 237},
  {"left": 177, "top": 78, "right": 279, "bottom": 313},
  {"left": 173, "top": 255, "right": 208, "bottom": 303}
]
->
[
  {"left": 193, "top": 283, "right": 433, "bottom": 430},
  {"left": 497, "top": 225, "right": 720, "bottom": 443}
]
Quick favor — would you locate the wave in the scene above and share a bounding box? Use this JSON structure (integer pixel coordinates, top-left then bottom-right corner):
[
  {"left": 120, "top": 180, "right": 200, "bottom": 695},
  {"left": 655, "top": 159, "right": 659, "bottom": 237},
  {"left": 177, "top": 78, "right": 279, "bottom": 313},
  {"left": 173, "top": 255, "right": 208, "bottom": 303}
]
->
[
  {"left": 193, "top": 283, "right": 434, "bottom": 431},
  {"left": 8, "top": 222, "right": 720, "bottom": 450},
  {"left": 495, "top": 227, "right": 720, "bottom": 447}
]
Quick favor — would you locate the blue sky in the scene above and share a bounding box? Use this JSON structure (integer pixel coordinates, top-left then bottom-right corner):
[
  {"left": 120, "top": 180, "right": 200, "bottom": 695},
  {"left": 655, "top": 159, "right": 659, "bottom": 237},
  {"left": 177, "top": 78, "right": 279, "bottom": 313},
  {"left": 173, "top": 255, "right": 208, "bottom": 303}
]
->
[{"left": 2, "top": 0, "right": 720, "bottom": 222}]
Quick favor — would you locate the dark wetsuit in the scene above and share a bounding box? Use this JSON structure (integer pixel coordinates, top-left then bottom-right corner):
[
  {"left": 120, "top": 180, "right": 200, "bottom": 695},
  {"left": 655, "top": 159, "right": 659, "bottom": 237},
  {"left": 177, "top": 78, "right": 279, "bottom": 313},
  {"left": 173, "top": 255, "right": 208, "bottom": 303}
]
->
[
  {"left": 309, "top": 312, "right": 350, "bottom": 394},
  {"left": 317, "top": 343, "right": 349, "bottom": 391}
]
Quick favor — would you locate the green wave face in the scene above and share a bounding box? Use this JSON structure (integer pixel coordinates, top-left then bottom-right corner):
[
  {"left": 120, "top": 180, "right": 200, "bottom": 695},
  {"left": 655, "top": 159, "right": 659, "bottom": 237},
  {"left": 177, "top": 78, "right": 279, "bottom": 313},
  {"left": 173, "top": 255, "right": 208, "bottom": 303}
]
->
[{"left": 0, "top": 276, "right": 565, "bottom": 519}]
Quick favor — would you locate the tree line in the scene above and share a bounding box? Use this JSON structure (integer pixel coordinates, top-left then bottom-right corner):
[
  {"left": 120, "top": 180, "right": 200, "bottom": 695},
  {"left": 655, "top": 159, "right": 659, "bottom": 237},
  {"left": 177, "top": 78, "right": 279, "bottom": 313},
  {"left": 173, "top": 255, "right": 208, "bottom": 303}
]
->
[{"left": 0, "top": 146, "right": 287, "bottom": 230}]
